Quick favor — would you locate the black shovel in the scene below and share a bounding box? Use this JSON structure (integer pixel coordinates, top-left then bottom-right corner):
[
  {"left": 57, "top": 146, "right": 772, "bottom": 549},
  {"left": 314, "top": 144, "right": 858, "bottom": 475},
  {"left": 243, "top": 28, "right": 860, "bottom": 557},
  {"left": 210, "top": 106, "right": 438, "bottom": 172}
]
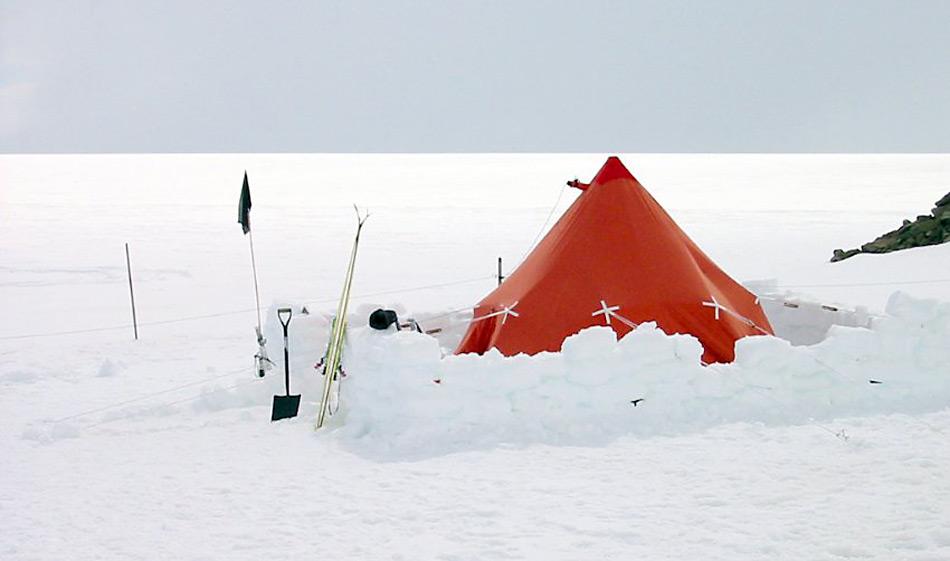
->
[{"left": 270, "top": 308, "right": 301, "bottom": 421}]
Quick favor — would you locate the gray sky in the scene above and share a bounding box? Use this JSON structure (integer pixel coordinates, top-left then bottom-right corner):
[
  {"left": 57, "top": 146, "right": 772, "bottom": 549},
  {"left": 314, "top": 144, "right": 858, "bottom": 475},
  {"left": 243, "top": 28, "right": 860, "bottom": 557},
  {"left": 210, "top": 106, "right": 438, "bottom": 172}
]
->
[{"left": 2, "top": 0, "right": 949, "bottom": 153}]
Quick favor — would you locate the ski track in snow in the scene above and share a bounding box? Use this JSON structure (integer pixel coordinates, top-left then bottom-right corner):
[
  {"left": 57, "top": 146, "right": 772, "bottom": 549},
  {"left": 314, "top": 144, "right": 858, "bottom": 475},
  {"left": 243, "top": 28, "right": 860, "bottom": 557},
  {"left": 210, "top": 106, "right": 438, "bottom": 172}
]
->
[{"left": 2, "top": 154, "right": 950, "bottom": 560}]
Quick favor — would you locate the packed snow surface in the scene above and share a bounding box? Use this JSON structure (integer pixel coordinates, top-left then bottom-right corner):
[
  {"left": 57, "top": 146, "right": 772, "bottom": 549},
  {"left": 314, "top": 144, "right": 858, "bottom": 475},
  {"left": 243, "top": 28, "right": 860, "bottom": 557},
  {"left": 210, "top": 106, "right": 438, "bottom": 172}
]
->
[{"left": 2, "top": 154, "right": 950, "bottom": 560}]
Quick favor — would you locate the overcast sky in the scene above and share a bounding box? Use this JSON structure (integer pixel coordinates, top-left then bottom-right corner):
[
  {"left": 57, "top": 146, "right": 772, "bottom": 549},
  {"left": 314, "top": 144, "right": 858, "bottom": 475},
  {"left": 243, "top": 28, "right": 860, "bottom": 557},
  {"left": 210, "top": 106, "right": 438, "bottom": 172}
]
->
[{"left": 2, "top": 0, "right": 949, "bottom": 153}]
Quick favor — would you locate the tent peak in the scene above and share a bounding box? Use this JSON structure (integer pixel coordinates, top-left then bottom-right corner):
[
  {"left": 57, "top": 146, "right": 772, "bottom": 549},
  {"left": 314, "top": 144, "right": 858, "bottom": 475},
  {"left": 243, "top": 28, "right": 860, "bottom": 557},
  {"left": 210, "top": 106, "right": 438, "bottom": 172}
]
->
[{"left": 591, "top": 156, "right": 638, "bottom": 186}]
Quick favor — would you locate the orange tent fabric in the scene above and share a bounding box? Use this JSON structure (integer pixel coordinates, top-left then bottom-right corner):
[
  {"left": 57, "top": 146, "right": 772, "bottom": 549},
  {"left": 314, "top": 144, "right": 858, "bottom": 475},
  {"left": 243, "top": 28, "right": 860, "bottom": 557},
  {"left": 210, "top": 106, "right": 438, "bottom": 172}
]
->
[{"left": 455, "top": 156, "right": 773, "bottom": 363}]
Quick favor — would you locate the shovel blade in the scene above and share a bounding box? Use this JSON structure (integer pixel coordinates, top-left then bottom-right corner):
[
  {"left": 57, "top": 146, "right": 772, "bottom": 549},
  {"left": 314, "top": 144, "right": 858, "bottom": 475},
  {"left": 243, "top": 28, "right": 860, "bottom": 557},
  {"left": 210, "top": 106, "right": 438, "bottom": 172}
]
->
[{"left": 270, "top": 394, "right": 301, "bottom": 422}]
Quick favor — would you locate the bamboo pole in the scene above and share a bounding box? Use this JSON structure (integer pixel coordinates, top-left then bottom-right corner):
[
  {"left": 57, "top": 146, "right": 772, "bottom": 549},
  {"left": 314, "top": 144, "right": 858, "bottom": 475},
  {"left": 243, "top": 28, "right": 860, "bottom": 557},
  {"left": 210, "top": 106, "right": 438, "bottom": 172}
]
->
[{"left": 125, "top": 243, "right": 139, "bottom": 340}]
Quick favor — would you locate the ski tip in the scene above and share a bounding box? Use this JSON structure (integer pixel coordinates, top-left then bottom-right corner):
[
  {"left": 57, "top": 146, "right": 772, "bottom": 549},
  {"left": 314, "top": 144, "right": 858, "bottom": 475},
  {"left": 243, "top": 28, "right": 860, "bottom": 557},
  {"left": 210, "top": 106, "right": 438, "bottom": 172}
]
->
[{"left": 353, "top": 204, "right": 370, "bottom": 225}]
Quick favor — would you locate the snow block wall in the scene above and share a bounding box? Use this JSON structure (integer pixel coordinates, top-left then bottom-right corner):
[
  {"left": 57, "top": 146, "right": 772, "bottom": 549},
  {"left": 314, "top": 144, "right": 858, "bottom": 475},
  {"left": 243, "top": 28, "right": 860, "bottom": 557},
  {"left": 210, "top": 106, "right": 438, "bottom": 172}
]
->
[
  {"left": 262, "top": 292, "right": 950, "bottom": 459},
  {"left": 744, "top": 280, "right": 875, "bottom": 345}
]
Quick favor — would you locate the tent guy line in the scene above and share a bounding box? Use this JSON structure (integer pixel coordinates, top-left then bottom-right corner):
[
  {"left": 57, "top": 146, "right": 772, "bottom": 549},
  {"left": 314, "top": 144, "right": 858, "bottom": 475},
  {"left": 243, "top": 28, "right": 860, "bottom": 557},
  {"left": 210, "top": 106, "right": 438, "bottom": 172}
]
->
[
  {"left": 470, "top": 301, "right": 520, "bottom": 324},
  {"left": 79, "top": 376, "right": 268, "bottom": 431},
  {"left": 704, "top": 295, "right": 772, "bottom": 335},
  {"left": 0, "top": 275, "right": 497, "bottom": 341},
  {"left": 4, "top": 276, "right": 944, "bottom": 344},
  {"left": 519, "top": 181, "right": 570, "bottom": 263},
  {"left": 590, "top": 300, "right": 643, "bottom": 330},
  {"left": 47, "top": 365, "right": 252, "bottom": 425},
  {"left": 706, "top": 363, "right": 853, "bottom": 442},
  {"left": 774, "top": 278, "right": 950, "bottom": 289}
]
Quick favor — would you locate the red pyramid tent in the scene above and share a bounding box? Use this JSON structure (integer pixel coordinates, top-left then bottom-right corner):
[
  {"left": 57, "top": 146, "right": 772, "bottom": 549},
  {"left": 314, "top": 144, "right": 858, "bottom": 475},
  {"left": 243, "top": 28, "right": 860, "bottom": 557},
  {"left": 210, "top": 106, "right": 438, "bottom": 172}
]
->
[{"left": 455, "top": 156, "right": 773, "bottom": 363}]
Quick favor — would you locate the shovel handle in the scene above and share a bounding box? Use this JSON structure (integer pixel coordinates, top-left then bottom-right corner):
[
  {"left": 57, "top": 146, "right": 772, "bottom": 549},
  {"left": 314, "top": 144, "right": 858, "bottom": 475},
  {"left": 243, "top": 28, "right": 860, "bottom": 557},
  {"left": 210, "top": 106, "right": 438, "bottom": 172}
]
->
[
  {"left": 277, "top": 307, "right": 293, "bottom": 330},
  {"left": 276, "top": 307, "right": 293, "bottom": 396}
]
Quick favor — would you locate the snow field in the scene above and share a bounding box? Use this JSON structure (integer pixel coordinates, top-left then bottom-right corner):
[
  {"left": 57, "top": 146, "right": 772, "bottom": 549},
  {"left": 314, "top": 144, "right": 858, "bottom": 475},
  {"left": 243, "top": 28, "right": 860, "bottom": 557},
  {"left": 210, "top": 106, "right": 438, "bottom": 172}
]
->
[
  {"left": 3, "top": 154, "right": 950, "bottom": 560},
  {"left": 6, "top": 406, "right": 950, "bottom": 560}
]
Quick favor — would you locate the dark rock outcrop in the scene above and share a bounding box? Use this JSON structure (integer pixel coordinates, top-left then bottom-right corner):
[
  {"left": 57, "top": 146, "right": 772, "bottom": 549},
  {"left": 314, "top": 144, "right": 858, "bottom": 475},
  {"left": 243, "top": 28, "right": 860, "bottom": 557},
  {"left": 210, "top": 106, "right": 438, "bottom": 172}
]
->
[{"left": 831, "top": 191, "right": 950, "bottom": 262}]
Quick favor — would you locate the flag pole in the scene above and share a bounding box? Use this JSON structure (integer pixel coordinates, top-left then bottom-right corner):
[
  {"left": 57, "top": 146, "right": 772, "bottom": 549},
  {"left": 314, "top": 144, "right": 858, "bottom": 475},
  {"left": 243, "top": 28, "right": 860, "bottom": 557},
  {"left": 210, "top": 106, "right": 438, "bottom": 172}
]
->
[
  {"left": 248, "top": 228, "right": 263, "bottom": 333},
  {"left": 239, "top": 170, "right": 262, "bottom": 332},
  {"left": 239, "top": 171, "right": 271, "bottom": 378}
]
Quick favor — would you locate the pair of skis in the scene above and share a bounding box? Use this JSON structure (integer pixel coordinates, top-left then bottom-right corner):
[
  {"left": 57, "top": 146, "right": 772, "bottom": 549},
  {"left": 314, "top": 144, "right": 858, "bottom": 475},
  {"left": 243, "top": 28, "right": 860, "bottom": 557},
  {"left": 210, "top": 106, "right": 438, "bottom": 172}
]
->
[{"left": 316, "top": 206, "right": 369, "bottom": 429}]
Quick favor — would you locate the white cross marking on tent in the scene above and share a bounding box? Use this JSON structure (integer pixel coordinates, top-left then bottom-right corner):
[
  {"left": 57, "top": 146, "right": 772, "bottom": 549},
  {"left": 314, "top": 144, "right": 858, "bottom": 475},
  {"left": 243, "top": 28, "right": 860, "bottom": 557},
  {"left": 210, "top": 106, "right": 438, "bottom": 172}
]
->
[
  {"left": 702, "top": 295, "right": 729, "bottom": 321},
  {"left": 500, "top": 301, "right": 520, "bottom": 325},
  {"left": 471, "top": 301, "right": 521, "bottom": 324},
  {"left": 701, "top": 294, "right": 772, "bottom": 334},
  {"left": 591, "top": 300, "right": 621, "bottom": 325}
]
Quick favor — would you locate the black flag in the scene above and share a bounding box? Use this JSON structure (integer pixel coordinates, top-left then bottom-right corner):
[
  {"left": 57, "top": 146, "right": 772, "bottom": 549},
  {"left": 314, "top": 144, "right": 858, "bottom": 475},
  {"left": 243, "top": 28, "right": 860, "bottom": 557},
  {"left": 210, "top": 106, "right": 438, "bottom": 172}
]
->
[{"left": 238, "top": 171, "right": 252, "bottom": 234}]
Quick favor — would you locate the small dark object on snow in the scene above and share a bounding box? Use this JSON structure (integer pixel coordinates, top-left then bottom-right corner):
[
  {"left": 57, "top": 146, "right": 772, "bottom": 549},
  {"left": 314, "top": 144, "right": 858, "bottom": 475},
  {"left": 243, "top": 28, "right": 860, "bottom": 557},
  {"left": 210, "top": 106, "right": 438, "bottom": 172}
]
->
[
  {"left": 630, "top": 398, "right": 645, "bottom": 407},
  {"left": 369, "top": 308, "right": 399, "bottom": 330},
  {"left": 369, "top": 308, "right": 424, "bottom": 332},
  {"left": 869, "top": 379, "right": 883, "bottom": 384},
  {"left": 271, "top": 308, "right": 301, "bottom": 422}
]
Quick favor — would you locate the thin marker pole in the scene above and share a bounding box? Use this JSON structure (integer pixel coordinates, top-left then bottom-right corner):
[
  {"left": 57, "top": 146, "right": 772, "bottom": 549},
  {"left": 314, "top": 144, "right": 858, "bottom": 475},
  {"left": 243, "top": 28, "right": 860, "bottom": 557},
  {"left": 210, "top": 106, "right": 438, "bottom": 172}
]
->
[
  {"left": 248, "top": 230, "right": 263, "bottom": 333},
  {"left": 125, "top": 243, "right": 139, "bottom": 340},
  {"left": 497, "top": 257, "right": 504, "bottom": 286}
]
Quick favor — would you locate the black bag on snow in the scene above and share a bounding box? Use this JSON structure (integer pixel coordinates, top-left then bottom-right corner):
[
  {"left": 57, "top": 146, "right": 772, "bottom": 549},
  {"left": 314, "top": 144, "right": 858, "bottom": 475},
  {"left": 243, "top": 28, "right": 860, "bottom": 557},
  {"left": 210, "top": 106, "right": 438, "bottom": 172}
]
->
[{"left": 369, "top": 308, "right": 399, "bottom": 330}]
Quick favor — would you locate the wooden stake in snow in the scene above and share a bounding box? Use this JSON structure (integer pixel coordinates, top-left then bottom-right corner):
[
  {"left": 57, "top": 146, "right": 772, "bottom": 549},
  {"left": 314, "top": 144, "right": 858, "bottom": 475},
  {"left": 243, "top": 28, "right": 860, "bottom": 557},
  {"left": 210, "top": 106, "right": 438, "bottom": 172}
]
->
[{"left": 125, "top": 242, "right": 139, "bottom": 340}]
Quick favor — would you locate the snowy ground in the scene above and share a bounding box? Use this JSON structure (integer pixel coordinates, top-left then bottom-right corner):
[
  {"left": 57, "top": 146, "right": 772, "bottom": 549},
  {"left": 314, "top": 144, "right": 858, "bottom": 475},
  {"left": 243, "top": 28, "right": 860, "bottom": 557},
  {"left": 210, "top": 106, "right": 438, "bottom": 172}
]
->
[{"left": 2, "top": 154, "right": 950, "bottom": 560}]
